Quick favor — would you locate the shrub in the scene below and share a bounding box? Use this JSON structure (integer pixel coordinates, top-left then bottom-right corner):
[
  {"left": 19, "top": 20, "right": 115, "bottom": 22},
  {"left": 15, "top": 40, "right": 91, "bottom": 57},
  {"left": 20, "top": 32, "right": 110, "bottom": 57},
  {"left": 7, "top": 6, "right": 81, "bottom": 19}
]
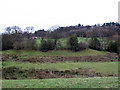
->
[
  {"left": 13, "top": 39, "right": 36, "bottom": 50},
  {"left": 40, "top": 40, "right": 48, "bottom": 52},
  {"left": 56, "top": 41, "right": 62, "bottom": 49},
  {"left": 2, "top": 34, "right": 14, "bottom": 50},
  {"left": 13, "top": 41, "right": 24, "bottom": 50},
  {"left": 40, "top": 39, "right": 55, "bottom": 52},
  {"left": 68, "top": 34, "right": 79, "bottom": 51},
  {"left": 106, "top": 41, "right": 118, "bottom": 53},
  {"left": 47, "top": 39, "right": 55, "bottom": 50},
  {"left": 27, "top": 39, "right": 36, "bottom": 50},
  {"left": 89, "top": 37, "right": 101, "bottom": 50},
  {"left": 78, "top": 42, "right": 88, "bottom": 50}
]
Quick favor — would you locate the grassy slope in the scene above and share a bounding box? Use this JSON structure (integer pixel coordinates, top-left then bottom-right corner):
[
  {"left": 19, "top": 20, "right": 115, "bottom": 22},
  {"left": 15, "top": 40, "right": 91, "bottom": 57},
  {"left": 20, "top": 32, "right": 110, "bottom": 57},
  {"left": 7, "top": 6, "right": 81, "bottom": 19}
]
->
[
  {"left": 2, "top": 77, "right": 118, "bottom": 88},
  {"left": 3, "top": 61, "right": 118, "bottom": 74},
  {"left": 2, "top": 49, "right": 107, "bottom": 57},
  {"left": 2, "top": 48, "right": 118, "bottom": 88},
  {"left": 2, "top": 49, "right": 118, "bottom": 74}
]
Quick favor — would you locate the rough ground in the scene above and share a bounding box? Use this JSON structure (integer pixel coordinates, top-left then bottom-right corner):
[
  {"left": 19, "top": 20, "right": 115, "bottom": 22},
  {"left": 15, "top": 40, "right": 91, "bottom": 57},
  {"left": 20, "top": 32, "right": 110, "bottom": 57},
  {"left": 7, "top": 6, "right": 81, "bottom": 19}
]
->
[
  {"left": 2, "top": 67, "right": 117, "bottom": 79},
  {"left": 2, "top": 53, "right": 118, "bottom": 62},
  {"left": 2, "top": 52, "right": 118, "bottom": 80}
]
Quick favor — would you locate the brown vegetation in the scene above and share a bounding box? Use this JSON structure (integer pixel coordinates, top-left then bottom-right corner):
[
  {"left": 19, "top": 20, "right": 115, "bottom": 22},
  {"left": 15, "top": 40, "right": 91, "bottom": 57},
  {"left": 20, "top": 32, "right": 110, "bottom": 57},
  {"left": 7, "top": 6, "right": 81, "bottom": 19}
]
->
[
  {"left": 2, "top": 53, "right": 118, "bottom": 63},
  {"left": 2, "top": 67, "right": 117, "bottom": 79}
]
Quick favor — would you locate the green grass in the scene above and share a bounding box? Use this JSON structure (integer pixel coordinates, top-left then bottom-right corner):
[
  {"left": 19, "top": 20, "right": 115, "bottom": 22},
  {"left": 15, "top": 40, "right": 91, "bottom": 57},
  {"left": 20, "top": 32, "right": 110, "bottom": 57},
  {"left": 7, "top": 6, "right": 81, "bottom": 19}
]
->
[
  {"left": 36, "top": 38, "right": 54, "bottom": 47},
  {"left": 3, "top": 61, "right": 118, "bottom": 74},
  {"left": 0, "top": 51, "right": 2, "bottom": 54},
  {"left": 78, "top": 37, "right": 91, "bottom": 43},
  {"left": 36, "top": 38, "right": 42, "bottom": 45},
  {"left": 2, "top": 77, "right": 118, "bottom": 88},
  {"left": 2, "top": 49, "right": 107, "bottom": 57},
  {"left": 57, "top": 38, "right": 68, "bottom": 49},
  {"left": 0, "top": 61, "right": 2, "bottom": 69}
]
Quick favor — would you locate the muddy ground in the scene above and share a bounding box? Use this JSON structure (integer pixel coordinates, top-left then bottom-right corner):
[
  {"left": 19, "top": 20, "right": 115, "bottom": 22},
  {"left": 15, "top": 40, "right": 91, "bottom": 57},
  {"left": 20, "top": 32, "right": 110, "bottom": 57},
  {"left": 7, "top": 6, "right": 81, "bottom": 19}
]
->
[
  {"left": 2, "top": 67, "right": 117, "bottom": 79},
  {"left": 2, "top": 53, "right": 118, "bottom": 62}
]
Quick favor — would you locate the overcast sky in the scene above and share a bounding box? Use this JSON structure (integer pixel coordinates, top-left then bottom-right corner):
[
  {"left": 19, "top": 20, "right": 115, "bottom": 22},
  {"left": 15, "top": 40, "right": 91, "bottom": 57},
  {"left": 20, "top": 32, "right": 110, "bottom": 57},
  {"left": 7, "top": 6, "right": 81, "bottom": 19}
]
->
[{"left": 0, "top": 0, "right": 119, "bottom": 33}]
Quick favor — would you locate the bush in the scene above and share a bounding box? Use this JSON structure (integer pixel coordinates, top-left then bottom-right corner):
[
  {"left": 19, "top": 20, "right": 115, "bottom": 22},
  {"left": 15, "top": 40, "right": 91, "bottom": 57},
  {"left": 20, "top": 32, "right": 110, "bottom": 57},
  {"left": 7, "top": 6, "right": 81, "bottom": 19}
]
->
[
  {"left": 78, "top": 42, "right": 88, "bottom": 50},
  {"left": 68, "top": 34, "right": 79, "bottom": 51},
  {"left": 13, "top": 41, "right": 24, "bottom": 50},
  {"left": 56, "top": 41, "right": 62, "bottom": 49},
  {"left": 47, "top": 39, "right": 55, "bottom": 50},
  {"left": 89, "top": 37, "right": 101, "bottom": 50},
  {"left": 13, "top": 39, "right": 36, "bottom": 50},
  {"left": 106, "top": 41, "right": 118, "bottom": 53},
  {"left": 26, "top": 39, "right": 36, "bottom": 50},
  {"left": 40, "top": 39, "right": 55, "bottom": 52},
  {"left": 2, "top": 34, "right": 14, "bottom": 50},
  {"left": 40, "top": 40, "right": 48, "bottom": 52}
]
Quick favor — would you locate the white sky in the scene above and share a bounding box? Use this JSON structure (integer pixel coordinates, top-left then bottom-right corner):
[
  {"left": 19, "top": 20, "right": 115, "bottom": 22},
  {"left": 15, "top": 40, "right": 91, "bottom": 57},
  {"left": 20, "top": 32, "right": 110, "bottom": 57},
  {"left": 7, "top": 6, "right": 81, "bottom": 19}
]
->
[{"left": 0, "top": 0, "right": 119, "bottom": 33}]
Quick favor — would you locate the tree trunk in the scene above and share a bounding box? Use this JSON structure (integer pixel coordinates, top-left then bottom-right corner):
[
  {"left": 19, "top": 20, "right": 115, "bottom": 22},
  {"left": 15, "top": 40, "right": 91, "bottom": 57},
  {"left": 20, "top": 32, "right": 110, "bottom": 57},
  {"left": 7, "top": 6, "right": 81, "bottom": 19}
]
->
[{"left": 54, "top": 39, "right": 57, "bottom": 50}]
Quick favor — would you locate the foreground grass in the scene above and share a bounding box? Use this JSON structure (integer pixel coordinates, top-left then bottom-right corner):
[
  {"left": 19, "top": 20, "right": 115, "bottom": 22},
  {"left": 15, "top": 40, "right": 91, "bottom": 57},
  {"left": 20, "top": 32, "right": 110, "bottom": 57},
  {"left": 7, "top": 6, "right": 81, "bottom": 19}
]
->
[
  {"left": 2, "top": 49, "right": 107, "bottom": 57},
  {"left": 2, "top": 77, "right": 118, "bottom": 88},
  {"left": 3, "top": 61, "right": 118, "bottom": 74}
]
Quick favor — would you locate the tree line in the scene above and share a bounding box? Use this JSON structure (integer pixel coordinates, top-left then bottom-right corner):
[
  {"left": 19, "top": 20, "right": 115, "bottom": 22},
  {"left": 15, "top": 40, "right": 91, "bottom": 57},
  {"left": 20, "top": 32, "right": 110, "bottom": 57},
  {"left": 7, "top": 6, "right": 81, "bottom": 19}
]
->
[{"left": 1, "top": 22, "right": 119, "bottom": 54}]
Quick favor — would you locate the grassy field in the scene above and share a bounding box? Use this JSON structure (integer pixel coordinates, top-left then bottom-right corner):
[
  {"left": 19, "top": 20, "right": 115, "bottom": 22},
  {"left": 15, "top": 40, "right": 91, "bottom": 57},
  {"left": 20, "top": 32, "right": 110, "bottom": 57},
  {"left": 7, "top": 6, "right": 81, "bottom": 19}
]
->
[
  {"left": 2, "top": 77, "right": 118, "bottom": 88},
  {"left": 2, "top": 49, "right": 119, "bottom": 88},
  {"left": 2, "top": 61, "right": 118, "bottom": 74},
  {"left": 2, "top": 49, "right": 107, "bottom": 57}
]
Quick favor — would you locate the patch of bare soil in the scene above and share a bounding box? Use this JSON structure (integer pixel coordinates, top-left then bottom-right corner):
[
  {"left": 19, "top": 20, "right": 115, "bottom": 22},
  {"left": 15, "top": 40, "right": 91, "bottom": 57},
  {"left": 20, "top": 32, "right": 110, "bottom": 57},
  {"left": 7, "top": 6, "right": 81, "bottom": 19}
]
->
[
  {"left": 2, "top": 54, "right": 18, "bottom": 61},
  {"left": 2, "top": 53, "right": 118, "bottom": 62},
  {"left": 2, "top": 67, "right": 117, "bottom": 79}
]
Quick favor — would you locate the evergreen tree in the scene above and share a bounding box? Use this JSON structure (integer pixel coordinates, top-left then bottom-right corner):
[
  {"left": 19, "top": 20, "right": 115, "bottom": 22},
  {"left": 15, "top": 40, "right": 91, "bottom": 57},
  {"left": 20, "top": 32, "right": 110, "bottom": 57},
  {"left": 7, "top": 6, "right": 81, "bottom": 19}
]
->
[{"left": 68, "top": 34, "right": 79, "bottom": 51}]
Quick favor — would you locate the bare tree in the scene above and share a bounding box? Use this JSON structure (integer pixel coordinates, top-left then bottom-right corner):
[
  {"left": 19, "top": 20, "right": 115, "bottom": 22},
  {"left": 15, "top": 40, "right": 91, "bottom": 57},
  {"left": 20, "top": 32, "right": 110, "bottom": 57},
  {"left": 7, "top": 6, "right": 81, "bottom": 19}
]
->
[
  {"left": 24, "top": 26, "right": 34, "bottom": 33},
  {"left": 5, "top": 27, "right": 11, "bottom": 34},
  {"left": 11, "top": 26, "right": 22, "bottom": 34},
  {"left": 24, "top": 26, "right": 34, "bottom": 39},
  {"left": 48, "top": 25, "right": 60, "bottom": 32}
]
